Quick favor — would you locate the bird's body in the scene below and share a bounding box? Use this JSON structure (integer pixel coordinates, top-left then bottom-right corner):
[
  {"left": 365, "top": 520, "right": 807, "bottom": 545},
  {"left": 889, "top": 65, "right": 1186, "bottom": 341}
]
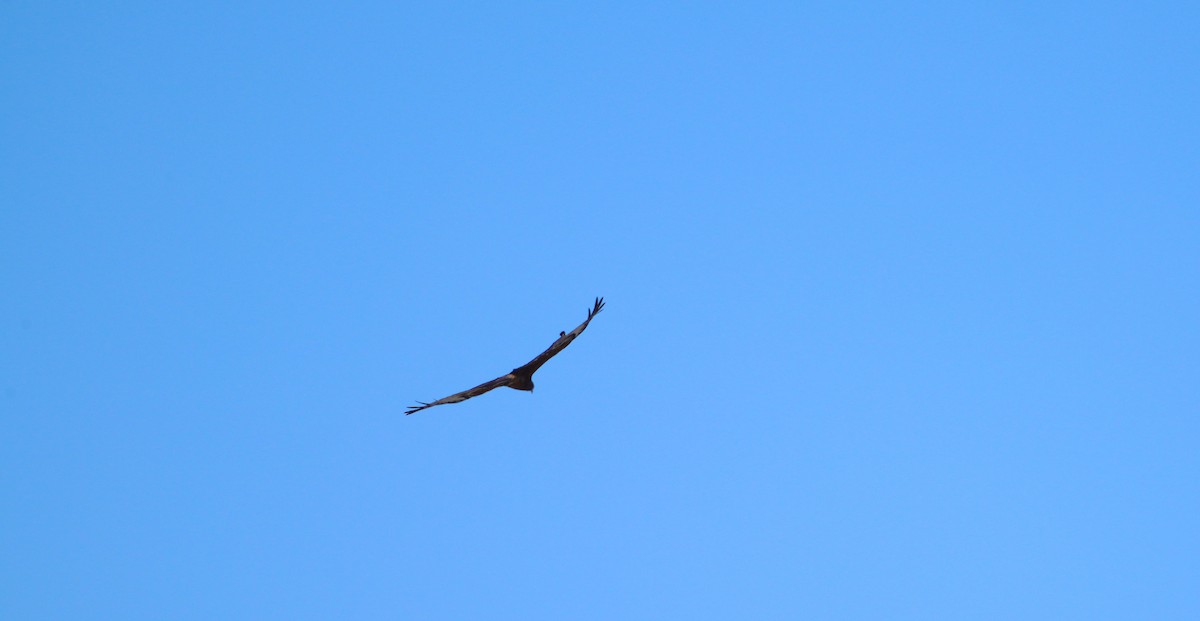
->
[
  {"left": 405, "top": 297, "right": 605, "bottom": 415},
  {"left": 507, "top": 372, "right": 535, "bottom": 392}
]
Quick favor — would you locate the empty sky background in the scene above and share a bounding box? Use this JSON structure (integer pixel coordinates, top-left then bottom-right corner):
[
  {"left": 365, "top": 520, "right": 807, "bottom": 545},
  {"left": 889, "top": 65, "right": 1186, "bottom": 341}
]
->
[{"left": 3, "top": 2, "right": 1198, "bottom": 619}]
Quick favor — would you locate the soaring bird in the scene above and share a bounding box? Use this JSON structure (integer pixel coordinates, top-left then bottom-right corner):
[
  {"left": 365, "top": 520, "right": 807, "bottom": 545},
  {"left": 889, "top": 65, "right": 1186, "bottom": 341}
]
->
[{"left": 405, "top": 297, "right": 605, "bottom": 415}]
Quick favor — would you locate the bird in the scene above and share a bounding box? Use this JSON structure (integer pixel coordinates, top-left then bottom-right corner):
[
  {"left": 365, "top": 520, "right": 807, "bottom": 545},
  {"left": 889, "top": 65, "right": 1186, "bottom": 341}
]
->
[{"left": 405, "top": 297, "right": 605, "bottom": 415}]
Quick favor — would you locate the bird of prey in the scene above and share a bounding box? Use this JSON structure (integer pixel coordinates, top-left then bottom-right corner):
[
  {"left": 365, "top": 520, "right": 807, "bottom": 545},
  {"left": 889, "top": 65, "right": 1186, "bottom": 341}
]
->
[{"left": 405, "top": 297, "right": 605, "bottom": 415}]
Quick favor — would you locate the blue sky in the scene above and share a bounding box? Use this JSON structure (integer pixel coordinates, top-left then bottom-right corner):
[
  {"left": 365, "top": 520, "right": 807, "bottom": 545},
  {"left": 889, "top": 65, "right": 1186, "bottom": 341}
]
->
[{"left": 2, "top": 2, "right": 1197, "bottom": 619}]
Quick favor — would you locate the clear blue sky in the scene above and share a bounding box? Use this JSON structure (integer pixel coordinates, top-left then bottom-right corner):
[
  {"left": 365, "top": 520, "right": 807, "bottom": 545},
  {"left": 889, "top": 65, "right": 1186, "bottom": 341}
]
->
[{"left": 3, "top": 2, "right": 1197, "bottom": 619}]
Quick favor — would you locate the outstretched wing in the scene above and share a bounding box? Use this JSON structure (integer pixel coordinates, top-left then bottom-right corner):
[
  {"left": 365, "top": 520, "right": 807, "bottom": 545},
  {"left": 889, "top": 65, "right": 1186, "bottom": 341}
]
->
[
  {"left": 513, "top": 297, "right": 605, "bottom": 377},
  {"left": 405, "top": 374, "right": 516, "bottom": 415}
]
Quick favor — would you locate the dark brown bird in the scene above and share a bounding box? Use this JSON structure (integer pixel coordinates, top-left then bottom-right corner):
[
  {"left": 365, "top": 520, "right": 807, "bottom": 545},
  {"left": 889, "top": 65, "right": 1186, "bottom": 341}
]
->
[{"left": 405, "top": 297, "right": 605, "bottom": 415}]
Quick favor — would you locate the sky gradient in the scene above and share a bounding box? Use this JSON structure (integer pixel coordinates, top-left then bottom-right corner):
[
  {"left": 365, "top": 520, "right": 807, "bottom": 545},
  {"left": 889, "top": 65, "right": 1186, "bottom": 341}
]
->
[{"left": 3, "top": 2, "right": 1198, "bottom": 619}]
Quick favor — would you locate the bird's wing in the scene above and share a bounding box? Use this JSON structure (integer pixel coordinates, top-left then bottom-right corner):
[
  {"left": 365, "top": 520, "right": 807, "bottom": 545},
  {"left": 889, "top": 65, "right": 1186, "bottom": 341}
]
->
[
  {"left": 405, "top": 373, "right": 516, "bottom": 415},
  {"left": 512, "top": 297, "right": 605, "bottom": 377}
]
